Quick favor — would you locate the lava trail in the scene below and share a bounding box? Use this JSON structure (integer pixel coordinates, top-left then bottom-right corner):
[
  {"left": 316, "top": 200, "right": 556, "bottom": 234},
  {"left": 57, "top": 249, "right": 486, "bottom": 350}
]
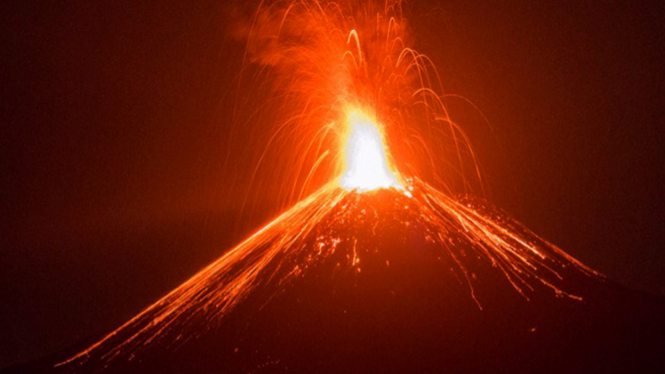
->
[
  {"left": 55, "top": 0, "right": 606, "bottom": 371},
  {"left": 58, "top": 178, "right": 599, "bottom": 369}
]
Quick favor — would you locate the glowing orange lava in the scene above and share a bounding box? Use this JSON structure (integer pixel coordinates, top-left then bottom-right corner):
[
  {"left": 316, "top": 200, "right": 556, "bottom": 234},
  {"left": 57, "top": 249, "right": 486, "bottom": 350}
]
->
[
  {"left": 340, "top": 110, "right": 401, "bottom": 192},
  {"left": 57, "top": 0, "right": 602, "bottom": 370}
]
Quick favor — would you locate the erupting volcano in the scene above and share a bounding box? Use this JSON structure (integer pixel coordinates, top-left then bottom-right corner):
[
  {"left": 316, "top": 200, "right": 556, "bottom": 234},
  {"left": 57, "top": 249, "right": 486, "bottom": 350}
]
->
[
  {"left": 14, "top": 1, "right": 663, "bottom": 373},
  {"left": 56, "top": 109, "right": 600, "bottom": 371}
]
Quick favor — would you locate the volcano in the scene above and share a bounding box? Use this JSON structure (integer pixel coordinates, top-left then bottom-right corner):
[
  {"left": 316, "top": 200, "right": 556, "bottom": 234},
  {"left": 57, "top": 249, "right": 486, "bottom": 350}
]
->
[
  {"left": 9, "top": 180, "right": 665, "bottom": 374},
  {"left": 6, "top": 1, "right": 664, "bottom": 372}
]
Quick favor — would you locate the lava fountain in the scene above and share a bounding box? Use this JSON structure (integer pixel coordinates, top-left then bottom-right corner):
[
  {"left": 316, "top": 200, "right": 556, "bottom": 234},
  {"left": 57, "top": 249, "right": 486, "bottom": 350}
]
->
[
  {"left": 57, "top": 133, "right": 599, "bottom": 369},
  {"left": 340, "top": 109, "right": 401, "bottom": 192},
  {"left": 57, "top": 0, "right": 601, "bottom": 371}
]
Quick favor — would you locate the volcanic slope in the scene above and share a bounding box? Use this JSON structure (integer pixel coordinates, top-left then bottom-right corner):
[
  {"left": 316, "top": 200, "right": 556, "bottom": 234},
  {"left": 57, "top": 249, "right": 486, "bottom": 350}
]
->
[{"left": 13, "top": 180, "right": 665, "bottom": 374}]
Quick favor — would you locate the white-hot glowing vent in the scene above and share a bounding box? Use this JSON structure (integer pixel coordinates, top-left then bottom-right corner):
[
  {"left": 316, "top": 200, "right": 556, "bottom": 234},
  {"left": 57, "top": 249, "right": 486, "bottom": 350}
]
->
[{"left": 340, "top": 110, "right": 400, "bottom": 191}]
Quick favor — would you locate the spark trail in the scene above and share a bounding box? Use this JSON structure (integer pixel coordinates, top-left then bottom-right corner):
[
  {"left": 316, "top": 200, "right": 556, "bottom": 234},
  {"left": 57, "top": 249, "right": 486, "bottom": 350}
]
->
[
  {"left": 59, "top": 0, "right": 600, "bottom": 370},
  {"left": 58, "top": 178, "right": 598, "bottom": 368}
]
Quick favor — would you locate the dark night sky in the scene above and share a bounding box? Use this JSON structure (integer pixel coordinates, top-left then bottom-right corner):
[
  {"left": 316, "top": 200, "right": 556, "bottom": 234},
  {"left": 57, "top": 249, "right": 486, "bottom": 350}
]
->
[{"left": 2, "top": 0, "right": 664, "bottom": 369}]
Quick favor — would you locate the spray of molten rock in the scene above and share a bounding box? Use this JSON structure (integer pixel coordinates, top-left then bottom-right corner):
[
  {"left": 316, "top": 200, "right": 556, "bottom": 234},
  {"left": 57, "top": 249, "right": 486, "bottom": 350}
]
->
[
  {"left": 58, "top": 109, "right": 599, "bottom": 370},
  {"left": 59, "top": 0, "right": 601, "bottom": 370}
]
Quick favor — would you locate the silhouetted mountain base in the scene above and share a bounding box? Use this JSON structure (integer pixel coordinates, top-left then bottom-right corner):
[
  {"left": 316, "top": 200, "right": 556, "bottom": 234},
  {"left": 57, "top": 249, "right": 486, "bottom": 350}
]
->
[{"left": 8, "top": 188, "right": 665, "bottom": 373}]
